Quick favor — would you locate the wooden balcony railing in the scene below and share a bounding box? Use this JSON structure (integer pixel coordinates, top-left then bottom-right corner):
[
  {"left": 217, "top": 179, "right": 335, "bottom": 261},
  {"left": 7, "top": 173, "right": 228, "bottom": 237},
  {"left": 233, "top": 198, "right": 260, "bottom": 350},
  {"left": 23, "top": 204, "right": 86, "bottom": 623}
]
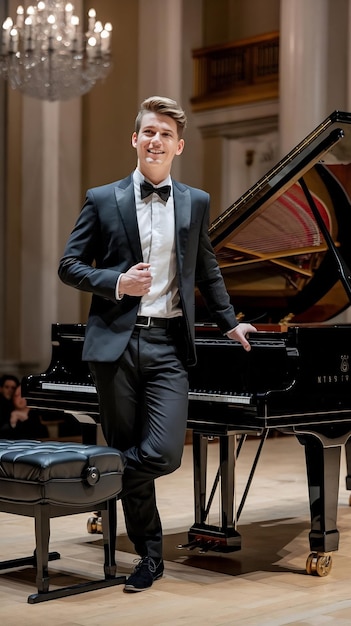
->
[{"left": 191, "top": 32, "right": 279, "bottom": 112}]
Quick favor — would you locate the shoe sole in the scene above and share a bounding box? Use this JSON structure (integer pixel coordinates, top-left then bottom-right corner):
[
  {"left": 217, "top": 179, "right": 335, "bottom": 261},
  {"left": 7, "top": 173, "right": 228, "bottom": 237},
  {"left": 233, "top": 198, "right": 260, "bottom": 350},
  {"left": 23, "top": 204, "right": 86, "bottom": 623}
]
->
[{"left": 124, "top": 571, "right": 164, "bottom": 593}]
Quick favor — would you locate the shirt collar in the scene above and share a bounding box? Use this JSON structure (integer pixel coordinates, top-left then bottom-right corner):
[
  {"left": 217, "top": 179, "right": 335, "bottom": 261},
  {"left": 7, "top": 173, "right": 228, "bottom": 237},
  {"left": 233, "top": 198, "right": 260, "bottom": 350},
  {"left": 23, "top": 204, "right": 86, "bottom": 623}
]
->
[{"left": 134, "top": 168, "right": 172, "bottom": 189}]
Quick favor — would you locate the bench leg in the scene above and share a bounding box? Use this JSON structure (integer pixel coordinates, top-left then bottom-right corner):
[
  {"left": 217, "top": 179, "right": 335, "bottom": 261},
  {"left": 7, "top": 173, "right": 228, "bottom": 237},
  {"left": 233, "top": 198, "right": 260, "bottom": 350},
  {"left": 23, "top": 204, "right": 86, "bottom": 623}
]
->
[
  {"left": 102, "top": 497, "right": 117, "bottom": 577},
  {"left": 27, "top": 498, "right": 125, "bottom": 603},
  {"left": 34, "top": 506, "right": 51, "bottom": 593},
  {"left": 0, "top": 504, "right": 59, "bottom": 578},
  {"left": 0, "top": 499, "right": 125, "bottom": 603}
]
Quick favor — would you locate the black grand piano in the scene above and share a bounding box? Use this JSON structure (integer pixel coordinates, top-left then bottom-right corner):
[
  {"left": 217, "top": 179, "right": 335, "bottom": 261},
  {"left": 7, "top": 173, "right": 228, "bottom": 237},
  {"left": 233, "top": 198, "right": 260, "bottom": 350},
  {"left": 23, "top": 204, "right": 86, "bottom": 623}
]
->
[{"left": 23, "top": 110, "right": 351, "bottom": 577}]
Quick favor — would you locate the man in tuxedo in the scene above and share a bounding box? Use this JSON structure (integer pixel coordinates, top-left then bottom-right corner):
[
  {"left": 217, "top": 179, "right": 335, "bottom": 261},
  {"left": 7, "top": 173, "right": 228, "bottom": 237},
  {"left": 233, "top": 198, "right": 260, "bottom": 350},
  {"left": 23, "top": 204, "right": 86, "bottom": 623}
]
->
[{"left": 58, "top": 96, "right": 256, "bottom": 592}]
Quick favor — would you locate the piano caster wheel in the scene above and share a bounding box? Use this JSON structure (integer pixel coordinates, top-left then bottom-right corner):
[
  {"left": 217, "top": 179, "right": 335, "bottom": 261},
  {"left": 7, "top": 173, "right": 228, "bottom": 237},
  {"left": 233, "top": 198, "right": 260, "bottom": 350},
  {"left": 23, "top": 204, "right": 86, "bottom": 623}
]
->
[
  {"left": 87, "top": 515, "right": 102, "bottom": 534},
  {"left": 306, "top": 552, "right": 332, "bottom": 576}
]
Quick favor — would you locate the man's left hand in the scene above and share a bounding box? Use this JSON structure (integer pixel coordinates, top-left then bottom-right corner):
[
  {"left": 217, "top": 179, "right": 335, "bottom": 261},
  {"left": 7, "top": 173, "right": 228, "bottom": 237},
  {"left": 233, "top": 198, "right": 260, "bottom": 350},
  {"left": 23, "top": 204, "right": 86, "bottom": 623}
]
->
[{"left": 227, "top": 323, "right": 257, "bottom": 352}]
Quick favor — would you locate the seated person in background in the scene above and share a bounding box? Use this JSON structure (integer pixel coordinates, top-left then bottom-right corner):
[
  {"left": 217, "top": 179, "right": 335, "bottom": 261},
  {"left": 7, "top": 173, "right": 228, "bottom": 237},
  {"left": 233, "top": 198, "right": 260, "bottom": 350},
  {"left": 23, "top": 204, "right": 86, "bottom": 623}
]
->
[
  {"left": 0, "top": 374, "right": 20, "bottom": 437},
  {"left": 9, "top": 384, "right": 49, "bottom": 440}
]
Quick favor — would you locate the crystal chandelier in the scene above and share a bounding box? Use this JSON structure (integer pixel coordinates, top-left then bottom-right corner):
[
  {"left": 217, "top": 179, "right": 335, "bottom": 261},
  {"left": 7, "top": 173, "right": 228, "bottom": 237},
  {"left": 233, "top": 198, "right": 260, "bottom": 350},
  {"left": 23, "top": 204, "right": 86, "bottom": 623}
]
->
[{"left": 0, "top": 1, "right": 113, "bottom": 101}]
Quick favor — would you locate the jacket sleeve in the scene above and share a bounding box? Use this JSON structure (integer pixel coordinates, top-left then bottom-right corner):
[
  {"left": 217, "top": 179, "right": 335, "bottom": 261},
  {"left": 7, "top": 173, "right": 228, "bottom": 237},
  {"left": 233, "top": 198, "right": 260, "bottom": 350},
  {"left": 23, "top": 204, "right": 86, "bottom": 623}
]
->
[{"left": 58, "top": 189, "right": 120, "bottom": 302}]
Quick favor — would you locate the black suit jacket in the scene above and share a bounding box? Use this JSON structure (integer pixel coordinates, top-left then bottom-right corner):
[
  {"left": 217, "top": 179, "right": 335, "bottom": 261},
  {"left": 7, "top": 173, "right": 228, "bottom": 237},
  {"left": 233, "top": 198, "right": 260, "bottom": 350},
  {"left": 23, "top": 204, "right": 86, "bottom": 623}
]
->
[{"left": 58, "top": 174, "right": 238, "bottom": 366}]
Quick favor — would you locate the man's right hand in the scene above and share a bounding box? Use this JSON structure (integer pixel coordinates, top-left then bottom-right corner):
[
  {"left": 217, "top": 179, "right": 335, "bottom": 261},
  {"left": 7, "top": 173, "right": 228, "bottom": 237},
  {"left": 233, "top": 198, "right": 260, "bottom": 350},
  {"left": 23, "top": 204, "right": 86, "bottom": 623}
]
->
[{"left": 119, "top": 263, "right": 152, "bottom": 297}]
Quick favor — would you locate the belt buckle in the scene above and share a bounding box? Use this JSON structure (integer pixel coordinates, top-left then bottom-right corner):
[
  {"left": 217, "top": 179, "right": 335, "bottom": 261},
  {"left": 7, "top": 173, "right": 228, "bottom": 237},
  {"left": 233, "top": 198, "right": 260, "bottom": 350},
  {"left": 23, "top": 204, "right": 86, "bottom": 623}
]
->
[{"left": 136, "top": 316, "right": 151, "bottom": 328}]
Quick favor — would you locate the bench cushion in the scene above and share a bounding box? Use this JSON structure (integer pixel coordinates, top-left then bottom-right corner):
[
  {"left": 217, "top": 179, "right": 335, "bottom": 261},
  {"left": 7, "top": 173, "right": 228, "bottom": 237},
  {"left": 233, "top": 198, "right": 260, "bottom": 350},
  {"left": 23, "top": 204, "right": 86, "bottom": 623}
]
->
[{"left": 0, "top": 440, "right": 125, "bottom": 507}]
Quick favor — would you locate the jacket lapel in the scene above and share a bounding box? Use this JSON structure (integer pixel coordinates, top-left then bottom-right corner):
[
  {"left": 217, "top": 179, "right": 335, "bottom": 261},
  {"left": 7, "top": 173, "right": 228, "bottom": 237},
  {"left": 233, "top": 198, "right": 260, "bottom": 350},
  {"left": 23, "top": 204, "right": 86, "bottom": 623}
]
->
[
  {"left": 114, "top": 176, "right": 143, "bottom": 263},
  {"left": 173, "top": 180, "right": 191, "bottom": 272}
]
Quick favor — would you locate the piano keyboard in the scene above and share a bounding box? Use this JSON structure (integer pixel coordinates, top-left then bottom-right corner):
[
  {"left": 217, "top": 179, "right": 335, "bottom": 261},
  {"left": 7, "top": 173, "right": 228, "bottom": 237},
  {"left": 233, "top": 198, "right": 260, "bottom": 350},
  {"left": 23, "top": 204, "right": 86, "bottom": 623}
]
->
[
  {"left": 41, "top": 382, "right": 252, "bottom": 405},
  {"left": 42, "top": 382, "right": 97, "bottom": 394},
  {"left": 189, "top": 391, "right": 253, "bottom": 404}
]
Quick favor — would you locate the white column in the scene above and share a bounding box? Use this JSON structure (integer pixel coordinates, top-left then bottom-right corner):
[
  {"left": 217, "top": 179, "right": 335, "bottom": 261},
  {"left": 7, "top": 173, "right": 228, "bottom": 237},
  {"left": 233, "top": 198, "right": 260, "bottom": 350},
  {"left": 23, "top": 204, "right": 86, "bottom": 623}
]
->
[
  {"left": 138, "top": 0, "right": 182, "bottom": 102},
  {"left": 279, "top": 0, "right": 329, "bottom": 156},
  {"left": 138, "top": 0, "right": 183, "bottom": 179},
  {"left": 20, "top": 97, "right": 82, "bottom": 369},
  {"left": 18, "top": 0, "right": 85, "bottom": 370}
]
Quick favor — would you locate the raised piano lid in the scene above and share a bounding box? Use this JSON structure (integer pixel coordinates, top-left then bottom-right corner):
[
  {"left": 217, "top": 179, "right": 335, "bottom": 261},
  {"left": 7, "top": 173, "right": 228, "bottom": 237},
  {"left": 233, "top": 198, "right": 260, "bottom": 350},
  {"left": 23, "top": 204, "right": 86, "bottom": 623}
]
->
[{"left": 202, "top": 110, "right": 351, "bottom": 325}]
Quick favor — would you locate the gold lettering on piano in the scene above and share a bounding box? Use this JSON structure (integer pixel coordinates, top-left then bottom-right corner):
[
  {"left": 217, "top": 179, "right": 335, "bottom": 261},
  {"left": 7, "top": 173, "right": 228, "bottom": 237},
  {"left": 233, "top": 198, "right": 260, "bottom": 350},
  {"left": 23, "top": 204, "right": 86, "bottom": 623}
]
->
[
  {"left": 317, "top": 374, "right": 350, "bottom": 384},
  {"left": 317, "top": 355, "right": 350, "bottom": 383},
  {"left": 341, "top": 355, "right": 349, "bottom": 373}
]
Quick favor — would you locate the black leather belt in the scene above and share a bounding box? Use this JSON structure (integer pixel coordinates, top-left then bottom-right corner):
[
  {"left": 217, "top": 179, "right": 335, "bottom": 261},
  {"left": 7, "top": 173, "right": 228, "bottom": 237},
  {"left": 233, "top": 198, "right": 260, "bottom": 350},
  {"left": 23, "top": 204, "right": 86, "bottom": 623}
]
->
[{"left": 135, "top": 316, "right": 180, "bottom": 329}]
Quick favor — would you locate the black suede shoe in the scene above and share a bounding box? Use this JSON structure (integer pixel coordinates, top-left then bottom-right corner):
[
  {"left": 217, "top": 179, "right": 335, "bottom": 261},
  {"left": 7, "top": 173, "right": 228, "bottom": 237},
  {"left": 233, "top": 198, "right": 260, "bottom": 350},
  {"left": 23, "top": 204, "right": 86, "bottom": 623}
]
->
[{"left": 124, "top": 556, "right": 164, "bottom": 593}]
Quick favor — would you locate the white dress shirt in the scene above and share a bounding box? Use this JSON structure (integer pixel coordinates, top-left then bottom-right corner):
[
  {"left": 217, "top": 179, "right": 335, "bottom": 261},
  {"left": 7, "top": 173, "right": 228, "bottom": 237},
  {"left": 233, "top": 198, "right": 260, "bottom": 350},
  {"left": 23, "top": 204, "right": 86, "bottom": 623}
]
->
[{"left": 117, "top": 169, "right": 182, "bottom": 319}]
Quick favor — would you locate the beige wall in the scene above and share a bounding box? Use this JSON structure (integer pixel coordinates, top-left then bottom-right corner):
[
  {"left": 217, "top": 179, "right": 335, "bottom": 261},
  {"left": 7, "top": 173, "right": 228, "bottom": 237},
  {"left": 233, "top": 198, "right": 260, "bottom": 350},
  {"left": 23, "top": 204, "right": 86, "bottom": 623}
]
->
[
  {"left": 2, "top": 2, "right": 23, "bottom": 364},
  {"left": 4, "top": 89, "right": 22, "bottom": 362},
  {"left": 81, "top": 0, "right": 139, "bottom": 195},
  {"left": 203, "top": 136, "right": 224, "bottom": 219},
  {"left": 326, "top": 0, "right": 349, "bottom": 112},
  {"left": 203, "top": 0, "right": 280, "bottom": 46}
]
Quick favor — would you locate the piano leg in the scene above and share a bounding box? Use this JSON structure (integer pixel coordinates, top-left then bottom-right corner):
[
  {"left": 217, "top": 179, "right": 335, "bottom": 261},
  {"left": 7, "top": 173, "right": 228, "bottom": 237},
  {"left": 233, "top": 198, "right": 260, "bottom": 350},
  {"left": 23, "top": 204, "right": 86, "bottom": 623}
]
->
[
  {"left": 344, "top": 436, "right": 351, "bottom": 498},
  {"left": 302, "top": 434, "right": 340, "bottom": 552},
  {"left": 182, "top": 431, "right": 241, "bottom": 553},
  {"left": 193, "top": 430, "right": 208, "bottom": 527},
  {"left": 219, "top": 434, "right": 235, "bottom": 534},
  {"left": 295, "top": 426, "right": 350, "bottom": 576}
]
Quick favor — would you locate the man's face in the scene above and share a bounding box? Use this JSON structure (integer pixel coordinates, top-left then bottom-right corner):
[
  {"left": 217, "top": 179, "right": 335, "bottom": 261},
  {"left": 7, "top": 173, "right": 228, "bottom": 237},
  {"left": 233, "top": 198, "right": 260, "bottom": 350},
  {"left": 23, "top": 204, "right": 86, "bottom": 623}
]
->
[
  {"left": 0, "top": 379, "right": 17, "bottom": 400},
  {"left": 132, "top": 112, "right": 184, "bottom": 181}
]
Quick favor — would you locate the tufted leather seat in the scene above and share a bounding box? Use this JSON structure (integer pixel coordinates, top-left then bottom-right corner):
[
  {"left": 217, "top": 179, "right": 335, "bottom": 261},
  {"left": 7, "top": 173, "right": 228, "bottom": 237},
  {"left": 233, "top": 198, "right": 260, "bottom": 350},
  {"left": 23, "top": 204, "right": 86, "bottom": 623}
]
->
[
  {"left": 0, "top": 439, "right": 125, "bottom": 506},
  {"left": 0, "top": 439, "right": 126, "bottom": 603}
]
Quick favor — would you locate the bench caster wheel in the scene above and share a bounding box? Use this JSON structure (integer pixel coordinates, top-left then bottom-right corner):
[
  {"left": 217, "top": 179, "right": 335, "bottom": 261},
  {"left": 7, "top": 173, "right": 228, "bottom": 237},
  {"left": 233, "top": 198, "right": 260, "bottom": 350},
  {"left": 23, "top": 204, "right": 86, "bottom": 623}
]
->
[
  {"left": 87, "top": 515, "right": 102, "bottom": 534},
  {"left": 306, "top": 552, "right": 332, "bottom": 576}
]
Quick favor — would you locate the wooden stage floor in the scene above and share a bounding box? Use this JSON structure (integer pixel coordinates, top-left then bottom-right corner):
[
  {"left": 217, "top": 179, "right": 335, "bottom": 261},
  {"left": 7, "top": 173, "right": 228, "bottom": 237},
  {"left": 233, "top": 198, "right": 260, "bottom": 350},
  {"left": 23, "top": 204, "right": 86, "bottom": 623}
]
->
[{"left": 1, "top": 434, "right": 351, "bottom": 625}]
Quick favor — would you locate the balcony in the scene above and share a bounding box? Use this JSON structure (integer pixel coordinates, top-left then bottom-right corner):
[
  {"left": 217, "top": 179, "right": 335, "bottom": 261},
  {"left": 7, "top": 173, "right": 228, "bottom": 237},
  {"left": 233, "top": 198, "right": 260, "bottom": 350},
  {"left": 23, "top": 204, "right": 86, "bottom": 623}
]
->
[{"left": 191, "top": 32, "right": 279, "bottom": 112}]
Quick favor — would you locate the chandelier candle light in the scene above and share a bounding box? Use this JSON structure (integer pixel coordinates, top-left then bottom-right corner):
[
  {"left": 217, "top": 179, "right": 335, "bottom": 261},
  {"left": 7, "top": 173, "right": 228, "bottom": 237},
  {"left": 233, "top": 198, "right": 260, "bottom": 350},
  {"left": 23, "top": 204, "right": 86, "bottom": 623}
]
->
[{"left": 0, "top": 1, "right": 113, "bottom": 101}]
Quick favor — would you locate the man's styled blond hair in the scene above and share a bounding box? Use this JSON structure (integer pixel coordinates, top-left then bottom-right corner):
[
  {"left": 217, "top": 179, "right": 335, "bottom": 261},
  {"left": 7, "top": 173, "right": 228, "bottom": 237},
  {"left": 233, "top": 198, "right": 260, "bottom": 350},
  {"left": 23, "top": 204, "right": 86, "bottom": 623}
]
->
[{"left": 135, "top": 96, "right": 187, "bottom": 138}]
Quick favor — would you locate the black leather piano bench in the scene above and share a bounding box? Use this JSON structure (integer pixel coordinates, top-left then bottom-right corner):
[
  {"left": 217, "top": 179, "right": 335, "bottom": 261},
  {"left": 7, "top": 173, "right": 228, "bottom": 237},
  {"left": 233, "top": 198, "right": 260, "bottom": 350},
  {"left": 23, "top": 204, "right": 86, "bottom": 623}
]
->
[{"left": 0, "top": 439, "right": 126, "bottom": 604}]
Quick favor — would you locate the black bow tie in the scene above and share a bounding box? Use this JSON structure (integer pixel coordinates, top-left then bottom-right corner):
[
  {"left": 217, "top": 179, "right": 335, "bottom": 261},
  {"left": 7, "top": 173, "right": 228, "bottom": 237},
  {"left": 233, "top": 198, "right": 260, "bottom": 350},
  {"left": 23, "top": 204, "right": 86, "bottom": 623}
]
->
[{"left": 140, "top": 181, "right": 171, "bottom": 202}]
